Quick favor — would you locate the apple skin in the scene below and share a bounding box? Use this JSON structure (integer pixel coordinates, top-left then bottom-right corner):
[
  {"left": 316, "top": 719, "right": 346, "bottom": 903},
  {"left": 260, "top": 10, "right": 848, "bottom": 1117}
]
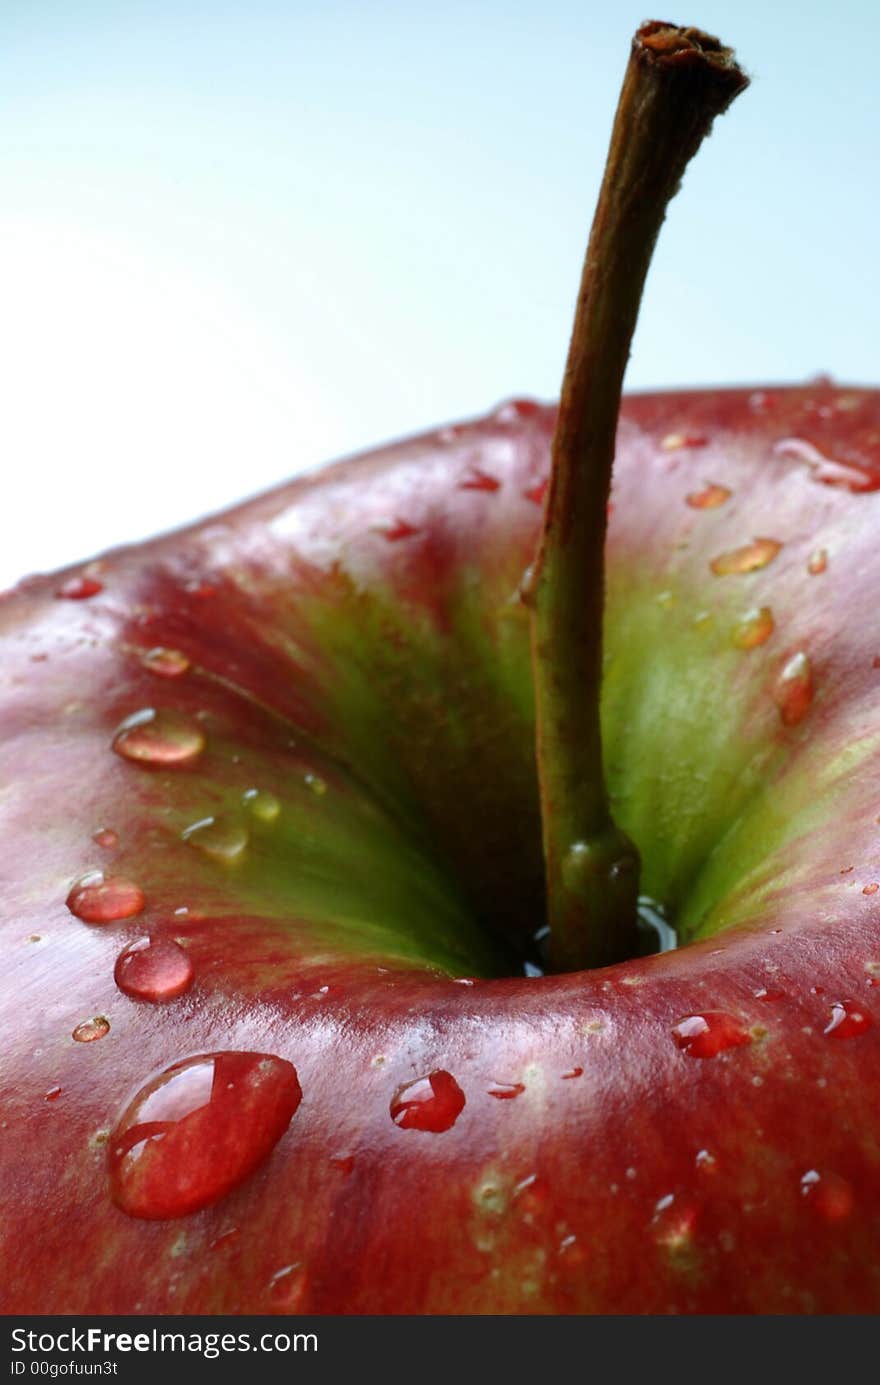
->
[{"left": 3, "top": 382, "right": 880, "bottom": 1314}]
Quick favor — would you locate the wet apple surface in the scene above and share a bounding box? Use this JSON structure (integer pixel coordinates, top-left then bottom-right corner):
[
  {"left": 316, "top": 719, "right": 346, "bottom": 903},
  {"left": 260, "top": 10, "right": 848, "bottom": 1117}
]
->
[{"left": 3, "top": 384, "right": 880, "bottom": 1312}]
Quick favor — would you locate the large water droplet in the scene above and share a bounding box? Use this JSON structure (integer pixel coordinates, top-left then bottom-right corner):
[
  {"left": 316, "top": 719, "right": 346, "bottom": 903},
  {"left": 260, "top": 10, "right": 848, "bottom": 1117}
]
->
[
  {"left": 182, "top": 817, "right": 249, "bottom": 862},
  {"left": 824, "top": 1000, "right": 872, "bottom": 1039},
  {"left": 243, "top": 788, "right": 281, "bottom": 822},
  {"left": 142, "top": 647, "right": 191, "bottom": 679},
  {"left": 711, "top": 538, "right": 782, "bottom": 576},
  {"left": 686, "top": 483, "right": 731, "bottom": 509},
  {"left": 56, "top": 575, "right": 103, "bottom": 600},
  {"left": 672, "top": 1012, "right": 750, "bottom": 1058},
  {"left": 114, "top": 937, "right": 195, "bottom": 1003},
  {"left": 772, "top": 651, "right": 813, "bottom": 727},
  {"left": 112, "top": 708, "right": 205, "bottom": 768},
  {"left": 390, "top": 1070, "right": 465, "bottom": 1132},
  {"left": 66, "top": 871, "right": 145, "bottom": 924},
  {"left": 800, "top": 1169, "right": 854, "bottom": 1221},
  {"left": 108, "top": 1051, "right": 302, "bottom": 1219},
  {"left": 733, "top": 606, "right": 775, "bottom": 649},
  {"left": 72, "top": 1016, "right": 110, "bottom": 1043}
]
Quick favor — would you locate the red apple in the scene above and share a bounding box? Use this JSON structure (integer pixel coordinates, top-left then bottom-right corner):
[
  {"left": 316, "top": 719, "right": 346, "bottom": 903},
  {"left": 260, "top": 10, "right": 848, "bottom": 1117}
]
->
[{"left": 3, "top": 23, "right": 880, "bottom": 1315}]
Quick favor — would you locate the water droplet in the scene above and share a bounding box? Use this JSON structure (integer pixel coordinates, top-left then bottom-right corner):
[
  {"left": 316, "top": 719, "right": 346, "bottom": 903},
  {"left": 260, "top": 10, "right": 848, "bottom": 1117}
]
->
[
  {"left": 753, "top": 987, "right": 785, "bottom": 1002},
  {"left": 382, "top": 518, "right": 420, "bottom": 542},
  {"left": 523, "top": 478, "right": 549, "bottom": 506},
  {"left": 733, "top": 606, "right": 774, "bottom": 649},
  {"left": 268, "top": 1263, "right": 308, "bottom": 1312},
  {"left": 773, "top": 651, "right": 813, "bottom": 727},
  {"left": 390, "top": 1070, "right": 465, "bottom": 1132},
  {"left": 863, "top": 883, "right": 879, "bottom": 896},
  {"left": 66, "top": 871, "right": 145, "bottom": 924},
  {"left": 711, "top": 538, "right": 782, "bottom": 576},
  {"left": 824, "top": 1000, "right": 872, "bottom": 1039},
  {"left": 92, "top": 827, "right": 119, "bottom": 849},
  {"left": 114, "top": 937, "right": 195, "bottom": 1003},
  {"left": 242, "top": 788, "right": 281, "bottom": 822},
  {"left": 686, "top": 483, "right": 731, "bottom": 509},
  {"left": 695, "top": 1148, "right": 717, "bottom": 1172},
  {"left": 304, "top": 773, "right": 327, "bottom": 796},
  {"left": 652, "top": 1194, "right": 698, "bottom": 1248},
  {"left": 182, "top": 816, "right": 249, "bottom": 862},
  {"left": 494, "top": 398, "right": 540, "bottom": 423},
  {"left": 184, "top": 579, "right": 217, "bottom": 599},
  {"left": 800, "top": 1169, "right": 854, "bottom": 1221},
  {"left": 773, "top": 437, "right": 878, "bottom": 492},
  {"left": 142, "top": 647, "right": 190, "bottom": 678},
  {"left": 45, "top": 1085, "right": 62, "bottom": 1102},
  {"left": 459, "top": 468, "right": 500, "bottom": 492},
  {"left": 672, "top": 1012, "right": 750, "bottom": 1058},
  {"left": 112, "top": 708, "right": 205, "bottom": 768},
  {"left": 487, "top": 1081, "right": 525, "bottom": 1100},
  {"left": 57, "top": 575, "right": 103, "bottom": 600},
  {"left": 72, "top": 1016, "right": 110, "bottom": 1043},
  {"left": 808, "top": 549, "right": 828, "bottom": 575},
  {"left": 561, "top": 1067, "right": 583, "bottom": 1080},
  {"left": 661, "top": 431, "right": 708, "bottom": 451},
  {"left": 108, "top": 1051, "right": 302, "bottom": 1219}
]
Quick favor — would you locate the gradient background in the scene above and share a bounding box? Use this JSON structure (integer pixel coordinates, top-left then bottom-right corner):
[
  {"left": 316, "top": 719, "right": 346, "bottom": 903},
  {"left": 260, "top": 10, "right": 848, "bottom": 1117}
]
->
[{"left": 1, "top": 1, "right": 877, "bottom": 588}]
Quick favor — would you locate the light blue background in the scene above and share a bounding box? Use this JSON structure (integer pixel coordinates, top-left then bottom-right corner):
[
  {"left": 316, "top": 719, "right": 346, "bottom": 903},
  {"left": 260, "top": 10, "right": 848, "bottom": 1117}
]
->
[{"left": 1, "top": 1, "right": 877, "bottom": 586}]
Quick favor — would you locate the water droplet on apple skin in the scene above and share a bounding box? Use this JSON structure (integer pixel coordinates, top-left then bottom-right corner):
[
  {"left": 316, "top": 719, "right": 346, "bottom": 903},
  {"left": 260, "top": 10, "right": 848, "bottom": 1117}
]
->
[
  {"left": 72, "top": 1016, "right": 110, "bottom": 1043},
  {"left": 56, "top": 575, "right": 103, "bottom": 600},
  {"left": 800, "top": 1169, "right": 854, "bottom": 1221},
  {"left": 108, "top": 1051, "right": 302, "bottom": 1220},
  {"left": 382, "top": 518, "right": 420, "bottom": 542},
  {"left": 92, "top": 827, "right": 119, "bottom": 850},
  {"left": 733, "top": 607, "right": 774, "bottom": 649},
  {"left": 661, "top": 431, "right": 708, "bottom": 452},
  {"left": 390, "top": 1070, "right": 465, "bottom": 1132},
  {"left": 824, "top": 1000, "right": 872, "bottom": 1039},
  {"left": 487, "top": 1081, "right": 525, "bottom": 1100},
  {"left": 672, "top": 1012, "right": 750, "bottom": 1058},
  {"left": 773, "top": 651, "right": 814, "bottom": 727},
  {"left": 112, "top": 708, "right": 206, "bottom": 768},
  {"left": 711, "top": 538, "right": 782, "bottom": 576},
  {"left": 182, "top": 816, "right": 249, "bottom": 861},
  {"left": 114, "top": 937, "right": 195, "bottom": 1003},
  {"left": 808, "top": 549, "right": 828, "bottom": 575},
  {"left": 242, "top": 787, "right": 281, "bottom": 821},
  {"left": 686, "top": 483, "right": 731, "bottom": 509},
  {"left": 66, "top": 872, "right": 145, "bottom": 924},
  {"left": 459, "top": 468, "right": 501, "bottom": 492},
  {"left": 267, "top": 1263, "right": 309, "bottom": 1312},
  {"left": 141, "top": 647, "right": 191, "bottom": 678}
]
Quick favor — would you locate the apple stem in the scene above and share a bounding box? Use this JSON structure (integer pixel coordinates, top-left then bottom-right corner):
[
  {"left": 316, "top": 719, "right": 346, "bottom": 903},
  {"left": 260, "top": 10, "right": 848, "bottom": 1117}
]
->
[{"left": 527, "top": 22, "right": 747, "bottom": 973}]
